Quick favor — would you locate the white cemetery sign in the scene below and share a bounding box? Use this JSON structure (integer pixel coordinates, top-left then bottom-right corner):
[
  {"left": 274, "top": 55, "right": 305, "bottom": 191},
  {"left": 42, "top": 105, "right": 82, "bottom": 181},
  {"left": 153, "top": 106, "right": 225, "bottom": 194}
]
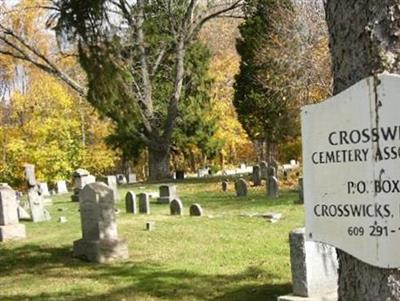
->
[{"left": 302, "top": 74, "right": 400, "bottom": 268}]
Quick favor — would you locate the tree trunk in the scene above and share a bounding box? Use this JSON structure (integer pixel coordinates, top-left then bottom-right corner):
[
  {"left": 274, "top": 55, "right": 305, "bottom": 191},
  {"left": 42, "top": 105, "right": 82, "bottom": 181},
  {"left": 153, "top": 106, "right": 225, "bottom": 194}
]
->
[
  {"left": 325, "top": 1, "right": 400, "bottom": 300},
  {"left": 148, "top": 146, "right": 171, "bottom": 181}
]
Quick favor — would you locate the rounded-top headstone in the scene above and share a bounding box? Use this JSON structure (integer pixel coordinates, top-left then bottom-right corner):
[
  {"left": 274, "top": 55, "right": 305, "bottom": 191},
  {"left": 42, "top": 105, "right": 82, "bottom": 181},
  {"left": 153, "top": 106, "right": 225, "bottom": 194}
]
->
[
  {"left": 222, "top": 181, "right": 228, "bottom": 192},
  {"left": 170, "top": 198, "right": 183, "bottom": 216},
  {"left": 189, "top": 204, "right": 203, "bottom": 217},
  {"left": 235, "top": 178, "right": 248, "bottom": 197},
  {"left": 125, "top": 191, "right": 137, "bottom": 214}
]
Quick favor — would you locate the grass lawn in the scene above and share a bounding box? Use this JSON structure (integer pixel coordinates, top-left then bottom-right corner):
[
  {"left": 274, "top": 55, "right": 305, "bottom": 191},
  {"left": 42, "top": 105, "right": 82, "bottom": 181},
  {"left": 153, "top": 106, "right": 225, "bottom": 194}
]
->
[{"left": 0, "top": 177, "right": 304, "bottom": 301}]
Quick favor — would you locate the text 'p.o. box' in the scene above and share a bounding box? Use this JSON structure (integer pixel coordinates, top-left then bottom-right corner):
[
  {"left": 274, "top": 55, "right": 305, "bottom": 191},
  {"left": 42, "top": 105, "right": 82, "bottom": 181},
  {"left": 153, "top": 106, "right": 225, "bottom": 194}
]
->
[{"left": 302, "top": 73, "right": 400, "bottom": 268}]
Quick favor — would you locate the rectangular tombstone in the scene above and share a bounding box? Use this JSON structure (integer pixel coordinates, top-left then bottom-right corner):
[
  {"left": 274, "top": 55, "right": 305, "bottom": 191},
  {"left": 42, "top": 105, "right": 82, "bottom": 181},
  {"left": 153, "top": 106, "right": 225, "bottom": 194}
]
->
[
  {"left": 252, "top": 165, "right": 262, "bottom": 186},
  {"left": 0, "top": 185, "right": 26, "bottom": 241},
  {"left": 72, "top": 169, "right": 95, "bottom": 202},
  {"left": 56, "top": 180, "right": 68, "bottom": 194},
  {"left": 28, "top": 188, "right": 50, "bottom": 222},
  {"left": 99, "top": 176, "right": 119, "bottom": 202},
  {"left": 127, "top": 173, "right": 137, "bottom": 184},
  {"left": 38, "top": 182, "right": 50, "bottom": 197},
  {"left": 73, "top": 182, "right": 128, "bottom": 263},
  {"left": 278, "top": 228, "right": 338, "bottom": 301},
  {"left": 260, "top": 161, "right": 268, "bottom": 180},
  {"left": 157, "top": 185, "right": 177, "bottom": 204},
  {"left": 125, "top": 191, "right": 137, "bottom": 214},
  {"left": 24, "top": 164, "right": 37, "bottom": 187}
]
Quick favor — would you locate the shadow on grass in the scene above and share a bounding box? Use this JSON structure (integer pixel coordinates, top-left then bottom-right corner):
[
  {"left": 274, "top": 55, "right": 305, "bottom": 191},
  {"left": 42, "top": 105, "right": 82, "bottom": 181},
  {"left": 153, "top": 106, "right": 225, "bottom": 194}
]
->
[{"left": 0, "top": 244, "right": 291, "bottom": 301}]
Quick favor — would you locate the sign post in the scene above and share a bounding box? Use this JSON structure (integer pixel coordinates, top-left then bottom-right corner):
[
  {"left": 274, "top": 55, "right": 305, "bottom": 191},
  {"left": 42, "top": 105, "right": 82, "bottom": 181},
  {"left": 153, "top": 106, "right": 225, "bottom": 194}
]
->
[{"left": 302, "top": 74, "right": 400, "bottom": 268}]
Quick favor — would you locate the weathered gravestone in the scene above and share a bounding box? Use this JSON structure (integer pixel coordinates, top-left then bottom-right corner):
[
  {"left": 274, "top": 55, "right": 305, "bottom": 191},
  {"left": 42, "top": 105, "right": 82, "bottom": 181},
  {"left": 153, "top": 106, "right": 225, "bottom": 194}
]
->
[
  {"left": 268, "top": 166, "right": 277, "bottom": 178},
  {"left": 73, "top": 182, "right": 129, "bottom": 263},
  {"left": 190, "top": 204, "right": 203, "bottom": 217},
  {"left": 71, "top": 169, "right": 95, "bottom": 202},
  {"left": 260, "top": 161, "right": 268, "bottom": 180},
  {"left": 157, "top": 185, "right": 177, "bottom": 204},
  {"left": 0, "top": 185, "right": 26, "bottom": 241},
  {"left": 138, "top": 193, "right": 150, "bottom": 214},
  {"left": 170, "top": 198, "right": 183, "bottom": 216},
  {"left": 267, "top": 176, "right": 279, "bottom": 198},
  {"left": 252, "top": 165, "right": 262, "bottom": 186},
  {"left": 301, "top": 74, "right": 400, "bottom": 268},
  {"left": 56, "top": 180, "right": 68, "bottom": 194},
  {"left": 116, "top": 174, "right": 127, "bottom": 185},
  {"left": 99, "top": 176, "right": 119, "bottom": 202},
  {"left": 125, "top": 191, "right": 137, "bottom": 214},
  {"left": 175, "top": 170, "right": 185, "bottom": 180},
  {"left": 25, "top": 164, "right": 50, "bottom": 222},
  {"left": 38, "top": 182, "right": 50, "bottom": 197},
  {"left": 222, "top": 181, "right": 228, "bottom": 192},
  {"left": 235, "top": 178, "right": 248, "bottom": 197},
  {"left": 127, "top": 173, "right": 137, "bottom": 184},
  {"left": 278, "top": 228, "right": 338, "bottom": 301}
]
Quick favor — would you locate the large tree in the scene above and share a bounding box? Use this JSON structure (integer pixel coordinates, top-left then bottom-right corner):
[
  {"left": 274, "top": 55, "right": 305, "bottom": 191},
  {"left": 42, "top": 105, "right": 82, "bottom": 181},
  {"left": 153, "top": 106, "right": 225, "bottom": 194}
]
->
[
  {"left": 325, "top": 1, "right": 400, "bottom": 300},
  {"left": 0, "top": 0, "right": 242, "bottom": 180}
]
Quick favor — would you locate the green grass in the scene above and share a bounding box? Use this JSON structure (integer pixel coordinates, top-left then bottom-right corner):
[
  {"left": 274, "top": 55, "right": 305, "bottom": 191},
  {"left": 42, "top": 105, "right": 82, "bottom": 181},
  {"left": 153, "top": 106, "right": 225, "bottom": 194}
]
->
[{"left": 0, "top": 178, "right": 304, "bottom": 301}]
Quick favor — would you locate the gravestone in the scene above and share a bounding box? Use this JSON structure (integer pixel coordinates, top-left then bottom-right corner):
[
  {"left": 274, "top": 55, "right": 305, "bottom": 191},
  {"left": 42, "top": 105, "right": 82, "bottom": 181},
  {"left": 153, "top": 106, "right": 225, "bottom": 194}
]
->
[
  {"left": 260, "top": 161, "right": 268, "bottom": 180},
  {"left": 252, "top": 165, "right": 262, "bottom": 186},
  {"left": 25, "top": 164, "right": 50, "bottom": 222},
  {"left": 127, "top": 173, "right": 137, "bottom": 184},
  {"left": 235, "top": 178, "right": 248, "bottom": 197},
  {"left": 278, "top": 228, "right": 338, "bottom": 301},
  {"left": 38, "top": 182, "right": 50, "bottom": 197},
  {"left": 125, "top": 191, "right": 137, "bottom": 214},
  {"left": 197, "top": 168, "right": 209, "bottom": 178},
  {"left": 268, "top": 166, "right": 277, "bottom": 178},
  {"left": 267, "top": 176, "right": 279, "bottom": 198},
  {"left": 73, "top": 182, "right": 129, "bottom": 263},
  {"left": 138, "top": 193, "right": 150, "bottom": 214},
  {"left": 100, "top": 176, "right": 119, "bottom": 202},
  {"left": 170, "top": 198, "right": 183, "bottom": 216},
  {"left": 175, "top": 170, "right": 185, "bottom": 180},
  {"left": 56, "top": 180, "right": 68, "bottom": 194},
  {"left": 0, "top": 185, "right": 26, "bottom": 241},
  {"left": 190, "top": 204, "right": 203, "bottom": 217},
  {"left": 116, "top": 174, "right": 127, "bottom": 185},
  {"left": 71, "top": 169, "right": 95, "bottom": 202},
  {"left": 157, "top": 185, "right": 177, "bottom": 204},
  {"left": 222, "top": 181, "right": 228, "bottom": 192},
  {"left": 297, "top": 178, "right": 304, "bottom": 204}
]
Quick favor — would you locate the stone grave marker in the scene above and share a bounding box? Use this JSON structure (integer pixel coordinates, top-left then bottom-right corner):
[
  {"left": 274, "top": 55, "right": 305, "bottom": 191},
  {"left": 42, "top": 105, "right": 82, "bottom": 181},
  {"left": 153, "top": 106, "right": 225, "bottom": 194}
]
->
[
  {"left": 278, "top": 228, "right": 338, "bottom": 301},
  {"left": 38, "top": 182, "right": 50, "bottom": 197},
  {"left": 71, "top": 169, "right": 95, "bottom": 202},
  {"left": 267, "top": 176, "right": 279, "bottom": 198},
  {"left": 260, "top": 161, "right": 268, "bottom": 180},
  {"left": 190, "top": 204, "right": 203, "bottom": 217},
  {"left": 170, "top": 198, "right": 183, "bottom": 216},
  {"left": 0, "top": 185, "right": 26, "bottom": 241},
  {"left": 99, "top": 175, "right": 119, "bottom": 202},
  {"left": 175, "top": 170, "right": 185, "bottom": 180},
  {"left": 157, "top": 185, "right": 177, "bottom": 204},
  {"left": 116, "top": 174, "right": 127, "bottom": 185},
  {"left": 268, "top": 166, "right": 277, "bottom": 178},
  {"left": 222, "top": 181, "right": 228, "bottom": 192},
  {"left": 252, "top": 165, "right": 262, "bottom": 186},
  {"left": 235, "top": 178, "right": 248, "bottom": 197},
  {"left": 56, "top": 180, "right": 68, "bottom": 194},
  {"left": 25, "top": 164, "right": 50, "bottom": 222},
  {"left": 138, "top": 193, "right": 150, "bottom": 214},
  {"left": 125, "top": 191, "right": 137, "bottom": 214},
  {"left": 73, "top": 182, "right": 129, "bottom": 263},
  {"left": 127, "top": 173, "right": 137, "bottom": 184}
]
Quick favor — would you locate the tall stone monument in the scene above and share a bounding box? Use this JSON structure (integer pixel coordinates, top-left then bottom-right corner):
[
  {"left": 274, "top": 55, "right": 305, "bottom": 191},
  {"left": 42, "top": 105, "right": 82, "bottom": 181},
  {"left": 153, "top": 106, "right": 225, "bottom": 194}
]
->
[
  {"left": 267, "top": 176, "right": 279, "bottom": 198},
  {"left": 24, "top": 164, "right": 50, "bottom": 222},
  {"left": 252, "top": 165, "right": 262, "bottom": 186},
  {"left": 73, "top": 182, "right": 129, "bottom": 263},
  {"left": 0, "top": 185, "right": 26, "bottom": 241}
]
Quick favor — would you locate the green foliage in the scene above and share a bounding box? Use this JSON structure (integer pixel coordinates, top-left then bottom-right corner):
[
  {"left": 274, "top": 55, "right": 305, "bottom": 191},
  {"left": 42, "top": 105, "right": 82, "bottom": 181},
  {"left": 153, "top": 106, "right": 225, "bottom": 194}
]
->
[{"left": 234, "top": 0, "right": 299, "bottom": 146}]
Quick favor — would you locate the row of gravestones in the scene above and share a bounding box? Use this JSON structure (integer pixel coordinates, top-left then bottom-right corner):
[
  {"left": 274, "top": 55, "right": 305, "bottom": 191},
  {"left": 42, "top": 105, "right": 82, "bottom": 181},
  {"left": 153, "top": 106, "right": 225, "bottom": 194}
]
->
[
  {"left": 221, "top": 177, "right": 279, "bottom": 198},
  {"left": 125, "top": 191, "right": 203, "bottom": 216}
]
